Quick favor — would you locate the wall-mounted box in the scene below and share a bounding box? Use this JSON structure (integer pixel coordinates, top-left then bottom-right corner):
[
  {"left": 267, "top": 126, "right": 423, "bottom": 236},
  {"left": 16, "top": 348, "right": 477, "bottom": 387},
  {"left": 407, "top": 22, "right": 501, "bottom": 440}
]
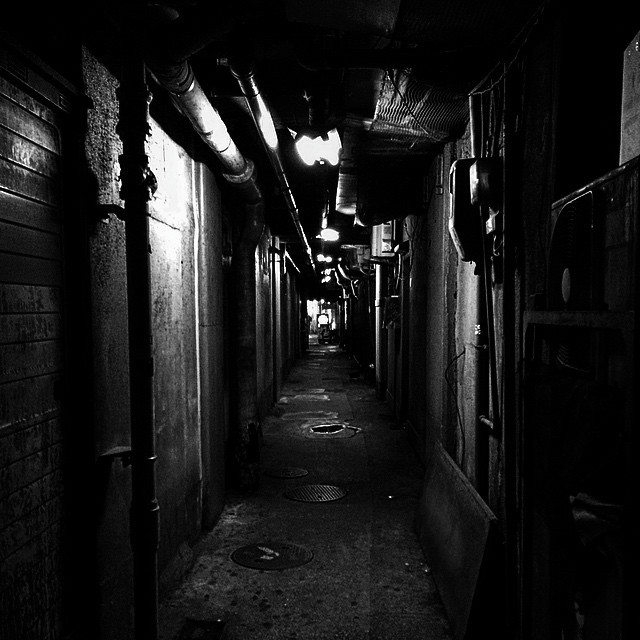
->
[
  {"left": 371, "top": 220, "right": 396, "bottom": 257},
  {"left": 620, "top": 29, "right": 640, "bottom": 165}
]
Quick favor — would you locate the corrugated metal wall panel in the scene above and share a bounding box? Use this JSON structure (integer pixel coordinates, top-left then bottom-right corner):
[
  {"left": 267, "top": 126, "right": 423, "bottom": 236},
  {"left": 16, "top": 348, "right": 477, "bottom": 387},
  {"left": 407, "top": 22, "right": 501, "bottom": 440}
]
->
[{"left": 0, "top": 55, "right": 68, "bottom": 640}]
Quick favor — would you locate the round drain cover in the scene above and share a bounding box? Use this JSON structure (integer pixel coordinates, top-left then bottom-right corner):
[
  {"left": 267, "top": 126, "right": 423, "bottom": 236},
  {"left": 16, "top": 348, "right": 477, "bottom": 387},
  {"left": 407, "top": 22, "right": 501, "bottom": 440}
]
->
[
  {"left": 311, "top": 423, "right": 344, "bottom": 433},
  {"left": 264, "top": 466, "right": 309, "bottom": 479},
  {"left": 231, "top": 542, "right": 313, "bottom": 570},
  {"left": 284, "top": 483, "right": 347, "bottom": 502}
]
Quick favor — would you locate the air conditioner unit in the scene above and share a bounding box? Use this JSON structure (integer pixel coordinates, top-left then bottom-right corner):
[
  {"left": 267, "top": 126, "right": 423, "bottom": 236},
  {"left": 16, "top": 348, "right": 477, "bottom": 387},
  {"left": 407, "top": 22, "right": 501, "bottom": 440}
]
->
[
  {"left": 524, "top": 159, "right": 638, "bottom": 639},
  {"left": 547, "top": 158, "right": 639, "bottom": 312}
]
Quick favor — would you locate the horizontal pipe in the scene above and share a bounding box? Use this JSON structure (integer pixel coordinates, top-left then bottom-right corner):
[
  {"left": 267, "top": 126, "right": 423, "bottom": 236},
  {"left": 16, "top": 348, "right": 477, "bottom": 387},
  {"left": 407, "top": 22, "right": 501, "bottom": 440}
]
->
[
  {"left": 229, "top": 58, "right": 316, "bottom": 274},
  {"left": 148, "top": 60, "right": 262, "bottom": 203}
]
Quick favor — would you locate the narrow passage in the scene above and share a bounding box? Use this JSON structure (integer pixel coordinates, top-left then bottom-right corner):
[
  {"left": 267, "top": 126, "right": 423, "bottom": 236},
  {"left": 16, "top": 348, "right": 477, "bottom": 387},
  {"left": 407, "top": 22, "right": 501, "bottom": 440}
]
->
[{"left": 159, "top": 344, "right": 453, "bottom": 640}]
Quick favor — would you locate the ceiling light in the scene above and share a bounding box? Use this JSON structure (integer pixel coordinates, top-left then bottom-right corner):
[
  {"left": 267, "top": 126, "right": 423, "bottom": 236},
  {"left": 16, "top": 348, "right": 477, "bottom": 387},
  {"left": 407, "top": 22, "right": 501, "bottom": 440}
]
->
[
  {"left": 319, "top": 228, "right": 340, "bottom": 242},
  {"left": 294, "top": 128, "right": 342, "bottom": 166}
]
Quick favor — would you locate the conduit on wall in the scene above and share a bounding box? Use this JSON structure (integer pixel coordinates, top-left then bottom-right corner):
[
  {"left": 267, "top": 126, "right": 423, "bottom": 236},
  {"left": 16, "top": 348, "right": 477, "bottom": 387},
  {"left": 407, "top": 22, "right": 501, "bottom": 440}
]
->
[
  {"left": 230, "top": 55, "right": 316, "bottom": 276},
  {"left": 118, "top": 53, "right": 160, "bottom": 640}
]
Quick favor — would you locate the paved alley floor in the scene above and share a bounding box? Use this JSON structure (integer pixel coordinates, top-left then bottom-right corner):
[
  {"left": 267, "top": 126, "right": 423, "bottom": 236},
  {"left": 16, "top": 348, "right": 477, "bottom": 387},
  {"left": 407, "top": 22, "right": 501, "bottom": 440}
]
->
[{"left": 158, "top": 343, "right": 453, "bottom": 640}]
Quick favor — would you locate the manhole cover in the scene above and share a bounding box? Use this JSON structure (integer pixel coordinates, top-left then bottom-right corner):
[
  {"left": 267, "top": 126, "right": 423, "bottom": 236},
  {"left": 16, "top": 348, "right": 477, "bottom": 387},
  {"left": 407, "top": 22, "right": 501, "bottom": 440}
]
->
[
  {"left": 284, "top": 484, "right": 348, "bottom": 502},
  {"left": 306, "top": 424, "right": 358, "bottom": 439},
  {"left": 264, "top": 466, "right": 309, "bottom": 479},
  {"left": 311, "top": 423, "right": 344, "bottom": 433},
  {"left": 231, "top": 542, "right": 313, "bottom": 570}
]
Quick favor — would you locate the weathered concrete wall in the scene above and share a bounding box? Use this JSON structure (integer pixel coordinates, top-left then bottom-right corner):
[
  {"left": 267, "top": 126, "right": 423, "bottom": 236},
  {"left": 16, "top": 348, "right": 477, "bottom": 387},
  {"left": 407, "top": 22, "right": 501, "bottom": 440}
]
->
[
  {"left": 422, "top": 155, "right": 450, "bottom": 461},
  {"left": 82, "top": 46, "right": 134, "bottom": 639},
  {"left": 195, "top": 163, "right": 226, "bottom": 530},
  {"left": 146, "top": 115, "right": 202, "bottom": 585},
  {"left": 256, "top": 231, "right": 273, "bottom": 420},
  {"left": 406, "top": 213, "right": 428, "bottom": 460},
  {"left": 270, "top": 238, "right": 283, "bottom": 401},
  {"left": 81, "top": 48, "right": 227, "bottom": 635}
]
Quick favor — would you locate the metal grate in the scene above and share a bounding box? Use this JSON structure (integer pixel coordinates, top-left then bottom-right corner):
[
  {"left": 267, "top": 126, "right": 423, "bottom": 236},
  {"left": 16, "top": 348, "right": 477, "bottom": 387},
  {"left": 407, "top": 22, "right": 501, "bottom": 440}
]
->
[
  {"left": 230, "top": 542, "right": 313, "bottom": 570},
  {"left": 284, "top": 484, "right": 348, "bottom": 502}
]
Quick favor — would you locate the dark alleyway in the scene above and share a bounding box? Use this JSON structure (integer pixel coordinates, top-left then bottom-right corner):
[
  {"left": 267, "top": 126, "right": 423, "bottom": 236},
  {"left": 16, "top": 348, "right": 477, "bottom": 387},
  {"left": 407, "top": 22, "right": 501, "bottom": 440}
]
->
[{"left": 157, "top": 342, "right": 453, "bottom": 640}]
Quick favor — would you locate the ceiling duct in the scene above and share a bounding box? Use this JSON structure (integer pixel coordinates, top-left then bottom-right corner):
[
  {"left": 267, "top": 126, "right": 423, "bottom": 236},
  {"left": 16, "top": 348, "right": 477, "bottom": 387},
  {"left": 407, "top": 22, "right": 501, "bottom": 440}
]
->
[{"left": 370, "top": 70, "right": 468, "bottom": 150}]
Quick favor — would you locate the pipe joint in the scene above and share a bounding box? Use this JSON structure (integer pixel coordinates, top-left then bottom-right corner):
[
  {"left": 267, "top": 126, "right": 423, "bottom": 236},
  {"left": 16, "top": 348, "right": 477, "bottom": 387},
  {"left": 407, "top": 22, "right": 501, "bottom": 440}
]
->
[{"left": 148, "top": 61, "right": 195, "bottom": 96}]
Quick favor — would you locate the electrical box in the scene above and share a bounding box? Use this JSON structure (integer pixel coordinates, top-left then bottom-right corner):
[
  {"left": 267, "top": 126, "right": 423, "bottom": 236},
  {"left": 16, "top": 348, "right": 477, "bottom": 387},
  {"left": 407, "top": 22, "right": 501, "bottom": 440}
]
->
[
  {"left": 448, "top": 158, "right": 483, "bottom": 264},
  {"left": 469, "top": 158, "right": 502, "bottom": 210},
  {"left": 548, "top": 158, "right": 639, "bottom": 312},
  {"left": 620, "top": 29, "right": 640, "bottom": 165},
  {"left": 371, "top": 221, "right": 396, "bottom": 257}
]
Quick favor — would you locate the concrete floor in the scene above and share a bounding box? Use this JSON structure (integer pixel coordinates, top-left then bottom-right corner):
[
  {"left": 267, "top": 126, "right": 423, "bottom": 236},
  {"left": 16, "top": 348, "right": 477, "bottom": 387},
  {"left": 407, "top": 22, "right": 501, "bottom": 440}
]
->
[{"left": 158, "top": 341, "right": 453, "bottom": 640}]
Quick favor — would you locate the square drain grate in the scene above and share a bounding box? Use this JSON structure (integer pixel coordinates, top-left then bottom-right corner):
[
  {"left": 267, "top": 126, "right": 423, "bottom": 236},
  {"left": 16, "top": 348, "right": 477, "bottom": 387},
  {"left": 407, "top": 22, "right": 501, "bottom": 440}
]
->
[{"left": 284, "top": 483, "right": 347, "bottom": 502}]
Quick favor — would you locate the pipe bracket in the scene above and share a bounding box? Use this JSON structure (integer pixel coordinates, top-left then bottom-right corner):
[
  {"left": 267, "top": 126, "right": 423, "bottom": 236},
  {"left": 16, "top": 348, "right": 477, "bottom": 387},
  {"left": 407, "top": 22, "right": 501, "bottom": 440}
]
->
[
  {"left": 99, "top": 446, "right": 133, "bottom": 467},
  {"left": 119, "top": 153, "right": 158, "bottom": 202}
]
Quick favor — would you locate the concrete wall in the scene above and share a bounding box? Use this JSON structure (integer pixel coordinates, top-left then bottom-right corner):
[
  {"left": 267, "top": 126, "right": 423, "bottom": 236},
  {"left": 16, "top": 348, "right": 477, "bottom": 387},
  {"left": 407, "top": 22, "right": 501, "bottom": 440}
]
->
[
  {"left": 146, "top": 116, "right": 201, "bottom": 582},
  {"left": 81, "top": 48, "right": 227, "bottom": 635},
  {"left": 82, "top": 47, "right": 134, "bottom": 638},
  {"left": 405, "top": 213, "right": 428, "bottom": 460},
  {"left": 195, "top": 163, "right": 226, "bottom": 531},
  {"left": 256, "top": 231, "right": 273, "bottom": 420}
]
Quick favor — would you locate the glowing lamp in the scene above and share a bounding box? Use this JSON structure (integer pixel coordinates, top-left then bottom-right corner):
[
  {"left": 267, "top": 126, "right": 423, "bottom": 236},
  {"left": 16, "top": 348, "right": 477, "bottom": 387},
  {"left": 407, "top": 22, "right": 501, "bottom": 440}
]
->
[
  {"left": 319, "top": 228, "right": 340, "bottom": 242},
  {"left": 294, "top": 128, "right": 342, "bottom": 166}
]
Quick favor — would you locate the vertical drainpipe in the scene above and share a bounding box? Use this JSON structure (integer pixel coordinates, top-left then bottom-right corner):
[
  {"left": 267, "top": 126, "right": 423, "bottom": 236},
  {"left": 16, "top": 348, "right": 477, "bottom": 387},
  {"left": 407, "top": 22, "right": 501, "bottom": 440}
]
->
[
  {"left": 469, "top": 92, "right": 489, "bottom": 497},
  {"left": 117, "top": 55, "right": 160, "bottom": 640},
  {"left": 374, "top": 263, "right": 385, "bottom": 399},
  {"left": 230, "top": 195, "right": 265, "bottom": 490}
]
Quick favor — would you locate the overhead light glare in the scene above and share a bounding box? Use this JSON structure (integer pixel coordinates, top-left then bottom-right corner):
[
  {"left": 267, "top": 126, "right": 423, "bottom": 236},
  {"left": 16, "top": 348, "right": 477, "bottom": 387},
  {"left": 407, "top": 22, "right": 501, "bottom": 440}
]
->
[
  {"left": 320, "top": 228, "right": 340, "bottom": 242},
  {"left": 296, "top": 134, "right": 318, "bottom": 165},
  {"left": 257, "top": 97, "right": 279, "bottom": 149},
  {"left": 294, "top": 128, "right": 342, "bottom": 166}
]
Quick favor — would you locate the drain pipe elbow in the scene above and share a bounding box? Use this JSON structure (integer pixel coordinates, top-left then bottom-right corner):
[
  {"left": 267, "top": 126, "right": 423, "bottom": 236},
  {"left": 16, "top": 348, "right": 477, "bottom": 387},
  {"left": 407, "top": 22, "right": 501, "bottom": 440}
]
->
[{"left": 149, "top": 60, "right": 262, "bottom": 202}]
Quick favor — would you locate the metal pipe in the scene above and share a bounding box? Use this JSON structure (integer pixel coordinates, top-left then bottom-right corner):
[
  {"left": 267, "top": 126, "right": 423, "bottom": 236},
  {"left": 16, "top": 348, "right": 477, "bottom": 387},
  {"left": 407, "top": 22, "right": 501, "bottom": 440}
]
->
[
  {"left": 229, "top": 58, "right": 316, "bottom": 274},
  {"left": 231, "top": 200, "right": 265, "bottom": 489},
  {"left": 148, "top": 60, "right": 262, "bottom": 203},
  {"left": 468, "top": 93, "right": 490, "bottom": 493},
  {"left": 117, "top": 54, "right": 160, "bottom": 640},
  {"left": 149, "top": 56, "right": 266, "bottom": 490},
  {"left": 374, "top": 263, "right": 386, "bottom": 399}
]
